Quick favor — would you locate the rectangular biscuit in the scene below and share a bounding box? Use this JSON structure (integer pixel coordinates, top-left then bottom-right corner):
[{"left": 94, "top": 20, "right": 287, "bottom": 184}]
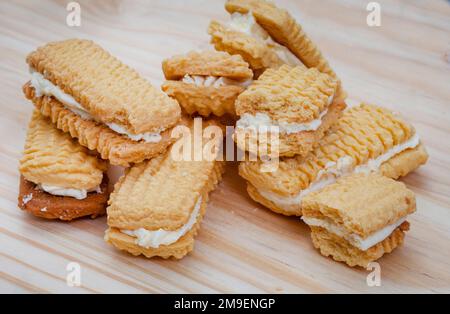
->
[
  {"left": 239, "top": 104, "right": 429, "bottom": 215},
  {"left": 27, "top": 39, "right": 181, "bottom": 134},
  {"left": 302, "top": 173, "right": 415, "bottom": 267},
  {"left": 105, "top": 120, "right": 225, "bottom": 259},
  {"left": 24, "top": 82, "right": 187, "bottom": 167}
]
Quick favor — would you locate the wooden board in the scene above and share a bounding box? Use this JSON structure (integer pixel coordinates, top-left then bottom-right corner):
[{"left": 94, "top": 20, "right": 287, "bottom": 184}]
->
[{"left": 0, "top": 0, "right": 449, "bottom": 293}]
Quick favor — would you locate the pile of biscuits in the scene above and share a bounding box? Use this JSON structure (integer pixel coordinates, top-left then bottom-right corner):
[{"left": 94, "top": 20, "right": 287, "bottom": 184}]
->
[{"left": 18, "top": 0, "right": 428, "bottom": 267}]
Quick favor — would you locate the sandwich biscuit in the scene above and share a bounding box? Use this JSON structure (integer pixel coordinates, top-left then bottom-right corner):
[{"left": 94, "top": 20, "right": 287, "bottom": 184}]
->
[
  {"left": 239, "top": 104, "right": 428, "bottom": 216},
  {"left": 234, "top": 65, "right": 345, "bottom": 157},
  {"left": 18, "top": 110, "right": 109, "bottom": 220},
  {"left": 302, "top": 173, "right": 416, "bottom": 267},
  {"left": 223, "top": 0, "right": 344, "bottom": 100},
  {"left": 105, "top": 120, "right": 225, "bottom": 259},
  {"left": 162, "top": 51, "right": 252, "bottom": 117},
  {"left": 24, "top": 39, "right": 182, "bottom": 166}
]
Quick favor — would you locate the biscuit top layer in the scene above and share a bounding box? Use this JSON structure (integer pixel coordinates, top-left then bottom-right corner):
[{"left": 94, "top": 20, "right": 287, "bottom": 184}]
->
[
  {"left": 19, "top": 110, "right": 107, "bottom": 189},
  {"left": 239, "top": 104, "right": 415, "bottom": 195},
  {"left": 302, "top": 173, "right": 416, "bottom": 238},
  {"left": 107, "top": 120, "right": 222, "bottom": 231},
  {"left": 235, "top": 65, "right": 337, "bottom": 123},
  {"left": 26, "top": 39, "right": 181, "bottom": 134},
  {"left": 162, "top": 51, "right": 253, "bottom": 80}
]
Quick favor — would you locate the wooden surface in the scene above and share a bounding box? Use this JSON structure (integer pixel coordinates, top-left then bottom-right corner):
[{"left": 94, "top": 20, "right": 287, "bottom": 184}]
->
[{"left": 0, "top": 0, "right": 449, "bottom": 293}]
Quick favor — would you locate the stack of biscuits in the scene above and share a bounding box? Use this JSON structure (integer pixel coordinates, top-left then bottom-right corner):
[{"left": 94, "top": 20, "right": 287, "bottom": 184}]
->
[
  {"left": 18, "top": 39, "right": 225, "bottom": 259},
  {"left": 17, "top": 0, "right": 429, "bottom": 267}
]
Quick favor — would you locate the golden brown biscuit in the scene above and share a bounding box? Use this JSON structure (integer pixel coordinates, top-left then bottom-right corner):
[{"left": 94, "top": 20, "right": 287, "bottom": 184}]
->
[
  {"left": 302, "top": 173, "right": 415, "bottom": 267},
  {"left": 20, "top": 110, "right": 106, "bottom": 189},
  {"left": 162, "top": 51, "right": 252, "bottom": 117},
  {"left": 18, "top": 175, "right": 109, "bottom": 221},
  {"left": 234, "top": 65, "right": 343, "bottom": 157},
  {"left": 239, "top": 104, "right": 428, "bottom": 216},
  {"left": 224, "top": 0, "right": 345, "bottom": 100},
  {"left": 27, "top": 39, "right": 181, "bottom": 134},
  {"left": 105, "top": 119, "right": 225, "bottom": 259},
  {"left": 24, "top": 83, "right": 189, "bottom": 167},
  {"left": 162, "top": 50, "right": 253, "bottom": 80}
]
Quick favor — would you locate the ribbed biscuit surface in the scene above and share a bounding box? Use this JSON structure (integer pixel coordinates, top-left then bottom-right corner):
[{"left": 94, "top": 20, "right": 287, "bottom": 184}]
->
[
  {"left": 26, "top": 39, "right": 181, "bottom": 134},
  {"left": 239, "top": 104, "right": 425, "bottom": 196},
  {"left": 19, "top": 110, "right": 106, "bottom": 189},
  {"left": 236, "top": 65, "right": 337, "bottom": 123},
  {"left": 302, "top": 173, "right": 416, "bottom": 237},
  {"left": 162, "top": 50, "right": 253, "bottom": 80}
]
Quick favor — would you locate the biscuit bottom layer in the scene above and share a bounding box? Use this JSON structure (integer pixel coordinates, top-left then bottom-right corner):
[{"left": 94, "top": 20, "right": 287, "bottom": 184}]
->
[
  {"left": 302, "top": 216, "right": 407, "bottom": 251},
  {"left": 29, "top": 69, "right": 163, "bottom": 143},
  {"left": 18, "top": 176, "right": 108, "bottom": 221},
  {"left": 256, "top": 133, "right": 421, "bottom": 212},
  {"left": 120, "top": 196, "right": 202, "bottom": 249},
  {"left": 228, "top": 12, "right": 303, "bottom": 67}
]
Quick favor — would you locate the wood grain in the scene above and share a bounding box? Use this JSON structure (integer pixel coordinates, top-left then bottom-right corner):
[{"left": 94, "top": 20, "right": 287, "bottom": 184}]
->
[{"left": 0, "top": 0, "right": 449, "bottom": 293}]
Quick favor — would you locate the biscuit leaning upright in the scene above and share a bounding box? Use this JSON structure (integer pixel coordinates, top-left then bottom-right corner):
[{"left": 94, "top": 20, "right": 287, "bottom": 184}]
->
[
  {"left": 302, "top": 173, "right": 416, "bottom": 267},
  {"left": 162, "top": 51, "right": 252, "bottom": 117},
  {"left": 105, "top": 119, "right": 225, "bottom": 259},
  {"left": 19, "top": 110, "right": 109, "bottom": 220},
  {"left": 239, "top": 104, "right": 428, "bottom": 216},
  {"left": 223, "top": 0, "right": 345, "bottom": 100},
  {"left": 23, "top": 39, "right": 183, "bottom": 166}
]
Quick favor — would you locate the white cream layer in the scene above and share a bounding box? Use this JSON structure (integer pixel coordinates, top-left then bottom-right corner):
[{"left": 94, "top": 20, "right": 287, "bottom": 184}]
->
[
  {"left": 236, "top": 109, "right": 328, "bottom": 134},
  {"left": 30, "top": 70, "right": 163, "bottom": 143},
  {"left": 182, "top": 74, "right": 252, "bottom": 88},
  {"left": 38, "top": 183, "right": 101, "bottom": 200},
  {"left": 228, "top": 12, "right": 303, "bottom": 67},
  {"left": 121, "top": 196, "right": 202, "bottom": 249},
  {"left": 302, "top": 216, "right": 407, "bottom": 251},
  {"left": 257, "top": 133, "right": 421, "bottom": 212}
]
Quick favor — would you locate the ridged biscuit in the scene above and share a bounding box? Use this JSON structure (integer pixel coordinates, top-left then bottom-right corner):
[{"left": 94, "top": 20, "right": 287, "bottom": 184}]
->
[
  {"left": 239, "top": 104, "right": 429, "bottom": 215},
  {"left": 162, "top": 81, "right": 243, "bottom": 117},
  {"left": 24, "top": 82, "right": 188, "bottom": 167},
  {"left": 19, "top": 110, "right": 106, "bottom": 189},
  {"left": 27, "top": 39, "right": 181, "bottom": 134},
  {"left": 18, "top": 175, "right": 109, "bottom": 221},
  {"left": 302, "top": 173, "right": 416, "bottom": 238},
  {"left": 162, "top": 50, "right": 253, "bottom": 80},
  {"left": 234, "top": 65, "right": 342, "bottom": 157},
  {"left": 162, "top": 50, "right": 252, "bottom": 117},
  {"left": 310, "top": 223, "right": 408, "bottom": 267},
  {"left": 236, "top": 66, "right": 338, "bottom": 123},
  {"left": 208, "top": 20, "right": 285, "bottom": 72},
  {"left": 235, "top": 100, "right": 345, "bottom": 157},
  {"left": 105, "top": 120, "right": 225, "bottom": 259},
  {"left": 224, "top": 0, "right": 344, "bottom": 100}
]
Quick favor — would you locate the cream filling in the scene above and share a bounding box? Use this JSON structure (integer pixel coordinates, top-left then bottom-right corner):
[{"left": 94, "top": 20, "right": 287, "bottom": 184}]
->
[
  {"left": 29, "top": 70, "right": 163, "bottom": 143},
  {"left": 182, "top": 74, "right": 252, "bottom": 88},
  {"left": 236, "top": 109, "right": 328, "bottom": 134},
  {"left": 37, "top": 184, "right": 101, "bottom": 200},
  {"left": 302, "top": 216, "right": 407, "bottom": 251},
  {"left": 256, "top": 133, "right": 421, "bottom": 211},
  {"left": 121, "top": 196, "right": 202, "bottom": 249},
  {"left": 228, "top": 12, "right": 303, "bottom": 67}
]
